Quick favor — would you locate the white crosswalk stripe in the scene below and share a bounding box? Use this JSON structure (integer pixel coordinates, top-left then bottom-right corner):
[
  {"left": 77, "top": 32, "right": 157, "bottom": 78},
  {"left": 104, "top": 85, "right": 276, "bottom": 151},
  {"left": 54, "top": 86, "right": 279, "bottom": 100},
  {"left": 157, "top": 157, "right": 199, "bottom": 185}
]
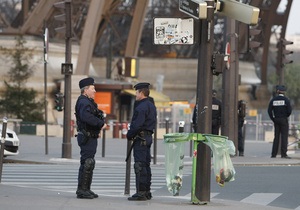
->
[
  {"left": 1, "top": 164, "right": 175, "bottom": 196},
  {"left": 1, "top": 164, "right": 293, "bottom": 209},
  {"left": 241, "top": 193, "right": 282, "bottom": 206}
]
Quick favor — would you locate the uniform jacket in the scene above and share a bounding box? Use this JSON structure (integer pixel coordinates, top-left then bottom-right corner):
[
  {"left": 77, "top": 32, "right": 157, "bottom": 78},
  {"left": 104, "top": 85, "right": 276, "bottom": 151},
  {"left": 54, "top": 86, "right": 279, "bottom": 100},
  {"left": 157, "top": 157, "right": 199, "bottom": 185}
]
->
[
  {"left": 268, "top": 94, "right": 292, "bottom": 121},
  {"left": 127, "top": 98, "right": 157, "bottom": 140},
  {"left": 212, "top": 97, "right": 222, "bottom": 126},
  {"left": 75, "top": 95, "right": 105, "bottom": 135}
]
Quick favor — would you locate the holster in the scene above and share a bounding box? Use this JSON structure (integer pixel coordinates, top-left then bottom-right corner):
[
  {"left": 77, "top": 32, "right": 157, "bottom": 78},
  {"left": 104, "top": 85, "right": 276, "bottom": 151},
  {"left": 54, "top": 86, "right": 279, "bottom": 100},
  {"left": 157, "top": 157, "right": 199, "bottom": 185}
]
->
[
  {"left": 81, "top": 129, "right": 90, "bottom": 145},
  {"left": 135, "top": 135, "right": 146, "bottom": 146}
]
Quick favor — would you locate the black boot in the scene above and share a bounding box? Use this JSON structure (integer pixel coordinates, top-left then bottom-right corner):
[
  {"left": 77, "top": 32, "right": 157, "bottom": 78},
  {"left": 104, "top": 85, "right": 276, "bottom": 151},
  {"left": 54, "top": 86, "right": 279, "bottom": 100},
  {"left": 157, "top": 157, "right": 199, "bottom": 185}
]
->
[
  {"left": 87, "top": 172, "right": 98, "bottom": 198},
  {"left": 76, "top": 186, "right": 94, "bottom": 199},
  {"left": 128, "top": 191, "right": 147, "bottom": 201},
  {"left": 76, "top": 173, "right": 94, "bottom": 199},
  {"left": 145, "top": 191, "right": 152, "bottom": 200}
]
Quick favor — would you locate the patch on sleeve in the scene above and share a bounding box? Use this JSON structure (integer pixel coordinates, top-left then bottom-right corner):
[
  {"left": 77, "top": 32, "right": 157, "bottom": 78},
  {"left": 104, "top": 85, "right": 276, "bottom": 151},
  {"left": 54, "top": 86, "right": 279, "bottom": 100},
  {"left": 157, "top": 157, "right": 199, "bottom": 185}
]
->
[{"left": 212, "top": 104, "right": 219, "bottom": 110}]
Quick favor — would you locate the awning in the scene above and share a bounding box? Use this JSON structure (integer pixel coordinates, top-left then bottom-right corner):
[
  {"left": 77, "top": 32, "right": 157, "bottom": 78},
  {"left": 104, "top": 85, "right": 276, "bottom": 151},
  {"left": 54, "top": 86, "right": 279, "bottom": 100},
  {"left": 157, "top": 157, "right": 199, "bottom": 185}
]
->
[{"left": 123, "top": 89, "right": 170, "bottom": 107}]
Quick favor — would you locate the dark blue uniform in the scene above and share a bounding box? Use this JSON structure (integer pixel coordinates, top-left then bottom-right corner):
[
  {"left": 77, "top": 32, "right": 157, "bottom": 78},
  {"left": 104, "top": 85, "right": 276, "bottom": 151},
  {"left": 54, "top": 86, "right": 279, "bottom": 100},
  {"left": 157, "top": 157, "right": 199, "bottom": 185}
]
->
[
  {"left": 238, "top": 100, "right": 246, "bottom": 156},
  {"left": 212, "top": 96, "right": 222, "bottom": 135},
  {"left": 268, "top": 93, "right": 292, "bottom": 158},
  {"left": 75, "top": 95, "right": 105, "bottom": 198},
  {"left": 192, "top": 95, "right": 222, "bottom": 134},
  {"left": 127, "top": 97, "right": 157, "bottom": 199}
]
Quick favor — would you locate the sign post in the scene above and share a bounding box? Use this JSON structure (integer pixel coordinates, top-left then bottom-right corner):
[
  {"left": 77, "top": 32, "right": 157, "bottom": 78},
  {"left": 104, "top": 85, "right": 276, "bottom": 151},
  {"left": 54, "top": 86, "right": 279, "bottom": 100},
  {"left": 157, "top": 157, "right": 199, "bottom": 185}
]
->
[{"left": 0, "top": 117, "right": 8, "bottom": 183}]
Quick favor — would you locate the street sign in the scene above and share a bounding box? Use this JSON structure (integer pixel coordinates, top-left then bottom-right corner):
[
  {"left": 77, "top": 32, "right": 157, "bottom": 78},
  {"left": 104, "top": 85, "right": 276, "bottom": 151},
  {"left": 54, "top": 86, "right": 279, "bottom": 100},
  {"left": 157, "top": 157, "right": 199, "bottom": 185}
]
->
[
  {"left": 44, "top": 28, "right": 49, "bottom": 62},
  {"left": 218, "top": 0, "right": 260, "bottom": 25},
  {"left": 153, "top": 18, "right": 194, "bottom": 45},
  {"left": 179, "top": 0, "right": 207, "bottom": 19},
  {"left": 225, "top": 42, "right": 230, "bottom": 69}
]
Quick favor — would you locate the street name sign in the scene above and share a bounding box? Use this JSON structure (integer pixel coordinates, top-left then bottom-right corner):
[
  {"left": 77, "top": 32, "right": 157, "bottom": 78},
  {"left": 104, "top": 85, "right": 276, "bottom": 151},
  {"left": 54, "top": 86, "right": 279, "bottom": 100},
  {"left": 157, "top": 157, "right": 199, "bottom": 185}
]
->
[
  {"left": 219, "top": 0, "right": 260, "bottom": 25},
  {"left": 179, "top": 0, "right": 207, "bottom": 19}
]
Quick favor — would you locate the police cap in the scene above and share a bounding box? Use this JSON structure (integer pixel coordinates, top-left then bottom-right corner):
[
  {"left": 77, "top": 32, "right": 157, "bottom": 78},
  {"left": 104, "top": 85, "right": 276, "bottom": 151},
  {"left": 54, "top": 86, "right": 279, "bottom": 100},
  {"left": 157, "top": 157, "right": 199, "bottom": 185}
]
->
[
  {"left": 212, "top": 89, "right": 217, "bottom": 96},
  {"left": 134, "top": 82, "right": 150, "bottom": 90},
  {"left": 79, "top": 77, "right": 94, "bottom": 89},
  {"left": 276, "top": 85, "right": 286, "bottom": 92}
]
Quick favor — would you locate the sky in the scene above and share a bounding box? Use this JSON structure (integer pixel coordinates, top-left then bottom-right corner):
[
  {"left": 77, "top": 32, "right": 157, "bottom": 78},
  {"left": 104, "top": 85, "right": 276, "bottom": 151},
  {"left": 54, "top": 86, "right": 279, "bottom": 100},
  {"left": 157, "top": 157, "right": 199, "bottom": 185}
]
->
[{"left": 286, "top": 0, "right": 300, "bottom": 35}]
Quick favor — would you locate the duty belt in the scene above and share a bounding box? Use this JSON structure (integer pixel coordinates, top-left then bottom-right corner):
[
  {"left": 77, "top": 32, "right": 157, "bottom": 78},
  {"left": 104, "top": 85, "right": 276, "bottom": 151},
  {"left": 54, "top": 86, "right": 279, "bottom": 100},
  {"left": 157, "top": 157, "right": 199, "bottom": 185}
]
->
[
  {"left": 140, "top": 130, "right": 153, "bottom": 136},
  {"left": 79, "top": 130, "right": 98, "bottom": 138}
]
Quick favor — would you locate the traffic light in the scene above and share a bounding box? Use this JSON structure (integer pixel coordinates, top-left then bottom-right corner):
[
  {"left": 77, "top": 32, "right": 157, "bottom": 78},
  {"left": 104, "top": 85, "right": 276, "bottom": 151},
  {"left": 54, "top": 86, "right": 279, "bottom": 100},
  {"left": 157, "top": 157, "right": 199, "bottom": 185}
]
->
[
  {"left": 248, "top": 25, "right": 261, "bottom": 50},
  {"left": 211, "top": 52, "right": 225, "bottom": 75},
  {"left": 54, "top": 0, "right": 72, "bottom": 38},
  {"left": 55, "top": 92, "right": 64, "bottom": 112},
  {"left": 278, "top": 38, "right": 293, "bottom": 67},
  {"left": 238, "top": 23, "right": 261, "bottom": 54},
  {"left": 116, "top": 57, "right": 139, "bottom": 78}
]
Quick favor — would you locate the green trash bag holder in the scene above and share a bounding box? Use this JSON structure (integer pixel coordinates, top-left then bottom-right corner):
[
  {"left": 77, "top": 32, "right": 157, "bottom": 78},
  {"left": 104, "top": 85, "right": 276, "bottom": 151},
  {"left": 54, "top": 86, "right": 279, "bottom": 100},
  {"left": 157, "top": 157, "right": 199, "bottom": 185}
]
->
[{"left": 163, "top": 133, "right": 235, "bottom": 204}]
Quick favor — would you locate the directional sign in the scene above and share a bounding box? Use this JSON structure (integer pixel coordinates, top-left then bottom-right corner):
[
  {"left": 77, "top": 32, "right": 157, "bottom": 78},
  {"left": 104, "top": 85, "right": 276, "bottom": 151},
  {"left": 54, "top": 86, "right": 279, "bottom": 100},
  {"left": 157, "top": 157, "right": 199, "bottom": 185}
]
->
[
  {"left": 179, "top": 0, "right": 207, "bottom": 19},
  {"left": 219, "top": 0, "right": 260, "bottom": 25}
]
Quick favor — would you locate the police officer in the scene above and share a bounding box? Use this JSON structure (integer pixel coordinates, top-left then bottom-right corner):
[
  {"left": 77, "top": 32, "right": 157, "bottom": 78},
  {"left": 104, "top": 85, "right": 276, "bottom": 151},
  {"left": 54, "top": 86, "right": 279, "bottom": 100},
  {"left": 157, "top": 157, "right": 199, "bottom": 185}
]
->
[
  {"left": 127, "top": 82, "right": 157, "bottom": 201},
  {"left": 268, "top": 85, "right": 292, "bottom": 159},
  {"left": 192, "top": 90, "right": 222, "bottom": 134},
  {"left": 211, "top": 90, "right": 222, "bottom": 135},
  {"left": 75, "top": 77, "right": 107, "bottom": 199},
  {"left": 238, "top": 100, "right": 246, "bottom": 156}
]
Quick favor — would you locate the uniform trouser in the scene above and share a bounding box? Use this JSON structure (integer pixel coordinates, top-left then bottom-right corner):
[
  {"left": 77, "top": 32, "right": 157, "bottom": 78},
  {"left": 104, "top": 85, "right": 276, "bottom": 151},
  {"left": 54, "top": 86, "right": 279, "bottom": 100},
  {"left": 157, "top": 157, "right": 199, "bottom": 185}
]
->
[
  {"left": 238, "top": 120, "right": 244, "bottom": 153},
  {"left": 133, "top": 136, "right": 152, "bottom": 192},
  {"left": 212, "top": 125, "right": 220, "bottom": 135},
  {"left": 272, "top": 118, "right": 289, "bottom": 157},
  {"left": 77, "top": 134, "right": 98, "bottom": 190}
]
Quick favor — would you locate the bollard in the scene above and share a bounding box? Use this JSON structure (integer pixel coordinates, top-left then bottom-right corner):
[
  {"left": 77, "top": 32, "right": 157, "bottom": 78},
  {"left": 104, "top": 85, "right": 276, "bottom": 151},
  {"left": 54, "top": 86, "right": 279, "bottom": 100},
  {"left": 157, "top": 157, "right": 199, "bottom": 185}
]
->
[
  {"left": 178, "top": 121, "right": 185, "bottom": 133},
  {"left": 190, "top": 120, "right": 193, "bottom": 157},
  {"left": 102, "top": 128, "right": 106, "bottom": 157},
  {"left": 0, "top": 117, "right": 8, "bottom": 183},
  {"left": 153, "top": 121, "right": 158, "bottom": 165},
  {"left": 121, "top": 122, "right": 128, "bottom": 139},
  {"left": 165, "top": 117, "right": 170, "bottom": 134},
  {"left": 113, "top": 122, "right": 120, "bottom": 138}
]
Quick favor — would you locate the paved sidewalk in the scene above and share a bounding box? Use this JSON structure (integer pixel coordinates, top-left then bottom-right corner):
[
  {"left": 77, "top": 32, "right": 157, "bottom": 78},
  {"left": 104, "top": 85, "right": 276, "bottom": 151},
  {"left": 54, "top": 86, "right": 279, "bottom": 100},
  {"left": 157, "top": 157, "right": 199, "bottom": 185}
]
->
[{"left": 1, "top": 134, "right": 299, "bottom": 210}]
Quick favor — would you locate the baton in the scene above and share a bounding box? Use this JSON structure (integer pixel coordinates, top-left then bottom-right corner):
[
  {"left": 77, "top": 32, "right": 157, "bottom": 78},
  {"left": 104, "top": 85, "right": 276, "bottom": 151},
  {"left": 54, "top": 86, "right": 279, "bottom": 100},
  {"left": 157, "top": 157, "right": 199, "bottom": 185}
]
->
[
  {"left": 125, "top": 140, "right": 135, "bottom": 162},
  {"left": 125, "top": 136, "right": 146, "bottom": 162}
]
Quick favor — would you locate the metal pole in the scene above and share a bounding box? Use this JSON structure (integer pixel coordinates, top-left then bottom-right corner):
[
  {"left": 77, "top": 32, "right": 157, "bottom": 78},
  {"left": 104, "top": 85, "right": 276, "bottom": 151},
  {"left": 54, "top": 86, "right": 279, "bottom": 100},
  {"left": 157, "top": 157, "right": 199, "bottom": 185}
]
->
[
  {"left": 194, "top": 0, "right": 214, "bottom": 203},
  {"left": 43, "top": 23, "right": 48, "bottom": 155},
  {"left": 277, "top": 40, "right": 284, "bottom": 85},
  {"left": 153, "top": 120, "right": 157, "bottom": 164},
  {"left": 165, "top": 117, "right": 169, "bottom": 134},
  {"left": 221, "top": 18, "right": 239, "bottom": 153},
  {"left": 0, "top": 117, "right": 8, "bottom": 183},
  {"left": 62, "top": 0, "right": 72, "bottom": 158},
  {"left": 102, "top": 129, "right": 106, "bottom": 157},
  {"left": 190, "top": 121, "right": 193, "bottom": 157},
  {"left": 179, "top": 121, "right": 185, "bottom": 133}
]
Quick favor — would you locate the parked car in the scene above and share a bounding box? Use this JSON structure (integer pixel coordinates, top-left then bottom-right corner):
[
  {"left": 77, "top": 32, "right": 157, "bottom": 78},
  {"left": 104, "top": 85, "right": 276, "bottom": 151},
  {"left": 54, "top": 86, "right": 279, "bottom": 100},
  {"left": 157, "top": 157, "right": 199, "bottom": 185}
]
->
[{"left": 0, "top": 125, "right": 20, "bottom": 157}]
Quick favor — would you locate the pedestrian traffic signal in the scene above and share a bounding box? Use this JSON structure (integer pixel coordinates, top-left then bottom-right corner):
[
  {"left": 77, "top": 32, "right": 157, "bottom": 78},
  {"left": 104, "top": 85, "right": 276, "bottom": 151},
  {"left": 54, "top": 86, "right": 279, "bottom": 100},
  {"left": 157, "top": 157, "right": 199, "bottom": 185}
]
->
[
  {"left": 55, "top": 92, "right": 64, "bottom": 112},
  {"left": 278, "top": 38, "right": 293, "bottom": 67}
]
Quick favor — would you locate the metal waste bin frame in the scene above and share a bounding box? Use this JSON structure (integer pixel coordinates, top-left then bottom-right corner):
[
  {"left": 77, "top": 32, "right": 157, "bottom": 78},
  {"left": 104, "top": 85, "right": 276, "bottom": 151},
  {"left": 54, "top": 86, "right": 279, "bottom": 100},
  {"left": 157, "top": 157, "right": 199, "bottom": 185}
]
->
[{"left": 164, "top": 133, "right": 231, "bottom": 204}]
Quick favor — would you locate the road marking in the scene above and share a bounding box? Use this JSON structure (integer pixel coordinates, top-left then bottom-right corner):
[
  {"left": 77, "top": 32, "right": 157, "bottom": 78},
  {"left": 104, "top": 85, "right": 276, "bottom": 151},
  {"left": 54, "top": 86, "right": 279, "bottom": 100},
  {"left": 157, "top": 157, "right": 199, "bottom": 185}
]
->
[{"left": 241, "top": 193, "right": 281, "bottom": 206}]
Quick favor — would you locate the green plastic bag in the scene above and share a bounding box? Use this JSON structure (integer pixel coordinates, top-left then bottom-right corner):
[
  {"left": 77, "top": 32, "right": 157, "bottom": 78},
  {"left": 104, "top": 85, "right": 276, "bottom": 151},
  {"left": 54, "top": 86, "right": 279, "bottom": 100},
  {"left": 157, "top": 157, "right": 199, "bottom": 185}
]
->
[
  {"left": 203, "top": 134, "right": 236, "bottom": 187},
  {"left": 163, "top": 133, "right": 190, "bottom": 196}
]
